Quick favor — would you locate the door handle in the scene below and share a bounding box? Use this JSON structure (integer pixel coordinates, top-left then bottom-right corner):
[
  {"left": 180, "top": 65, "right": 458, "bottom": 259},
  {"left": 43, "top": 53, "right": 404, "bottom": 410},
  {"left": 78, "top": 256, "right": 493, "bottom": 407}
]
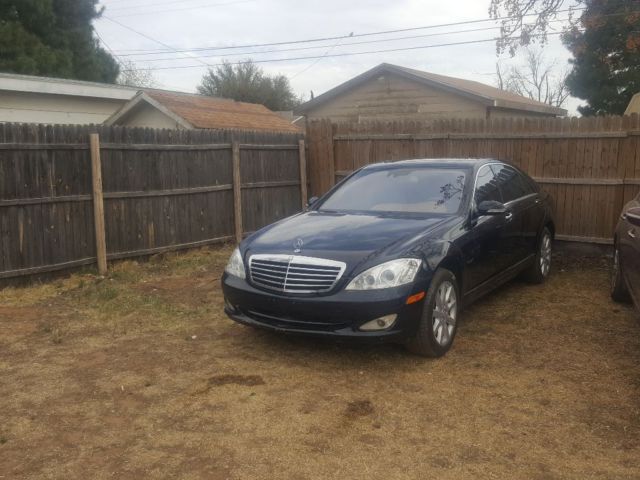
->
[
  {"left": 505, "top": 211, "right": 514, "bottom": 222},
  {"left": 629, "top": 229, "right": 637, "bottom": 239}
]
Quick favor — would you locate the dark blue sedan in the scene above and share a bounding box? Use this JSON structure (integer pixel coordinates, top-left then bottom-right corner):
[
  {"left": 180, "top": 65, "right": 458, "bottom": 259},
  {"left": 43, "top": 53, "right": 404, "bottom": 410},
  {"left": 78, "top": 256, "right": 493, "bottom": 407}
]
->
[
  {"left": 611, "top": 192, "right": 640, "bottom": 311},
  {"left": 222, "top": 159, "right": 555, "bottom": 357}
]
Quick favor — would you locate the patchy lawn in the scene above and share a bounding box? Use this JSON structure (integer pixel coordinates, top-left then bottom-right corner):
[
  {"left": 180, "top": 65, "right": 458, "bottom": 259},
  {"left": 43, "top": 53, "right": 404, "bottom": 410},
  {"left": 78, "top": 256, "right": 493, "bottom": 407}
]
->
[{"left": 1, "top": 246, "right": 640, "bottom": 479}]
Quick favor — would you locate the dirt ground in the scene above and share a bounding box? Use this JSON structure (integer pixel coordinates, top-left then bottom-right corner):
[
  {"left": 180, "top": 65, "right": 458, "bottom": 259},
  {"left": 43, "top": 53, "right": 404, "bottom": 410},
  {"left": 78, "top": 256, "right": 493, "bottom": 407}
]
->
[{"left": 1, "top": 246, "right": 640, "bottom": 479}]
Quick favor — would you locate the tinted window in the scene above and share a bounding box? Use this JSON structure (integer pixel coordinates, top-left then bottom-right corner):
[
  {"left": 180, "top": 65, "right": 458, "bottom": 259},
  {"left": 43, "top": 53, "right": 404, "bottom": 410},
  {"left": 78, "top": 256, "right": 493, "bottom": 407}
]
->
[
  {"left": 474, "top": 165, "right": 502, "bottom": 204},
  {"left": 492, "top": 165, "right": 530, "bottom": 202},
  {"left": 319, "top": 167, "right": 468, "bottom": 214}
]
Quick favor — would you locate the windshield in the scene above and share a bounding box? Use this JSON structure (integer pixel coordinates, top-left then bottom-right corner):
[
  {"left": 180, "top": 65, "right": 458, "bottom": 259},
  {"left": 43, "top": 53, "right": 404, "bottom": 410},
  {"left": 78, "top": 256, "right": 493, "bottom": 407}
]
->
[{"left": 319, "top": 166, "right": 468, "bottom": 215}]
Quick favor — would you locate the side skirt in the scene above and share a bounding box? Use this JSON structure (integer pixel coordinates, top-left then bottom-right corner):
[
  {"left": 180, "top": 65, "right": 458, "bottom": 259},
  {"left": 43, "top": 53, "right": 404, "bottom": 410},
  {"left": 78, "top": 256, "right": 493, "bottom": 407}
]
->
[{"left": 461, "top": 254, "right": 535, "bottom": 308}]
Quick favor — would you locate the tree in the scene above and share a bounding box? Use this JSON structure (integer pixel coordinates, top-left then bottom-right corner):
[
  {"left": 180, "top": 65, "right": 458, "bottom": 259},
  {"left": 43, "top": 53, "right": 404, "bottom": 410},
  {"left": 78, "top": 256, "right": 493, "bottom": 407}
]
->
[
  {"left": 197, "top": 60, "right": 300, "bottom": 111},
  {"left": 489, "top": 0, "right": 581, "bottom": 55},
  {"left": 0, "top": 0, "right": 119, "bottom": 82},
  {"left": 496, "top": 47, "right": 569, "bottom": 107},
  {"left": 117, "top": 59, "right": 158, "bottom": 88},
  {"left": 563, "top": 0, "right": 640, "bottom": 115}
]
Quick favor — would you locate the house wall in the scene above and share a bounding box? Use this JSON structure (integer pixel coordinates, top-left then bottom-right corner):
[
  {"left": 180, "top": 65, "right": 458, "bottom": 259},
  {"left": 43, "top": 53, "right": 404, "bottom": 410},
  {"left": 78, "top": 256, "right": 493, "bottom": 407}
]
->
[
  {"left": 114, "top": 103, "right": 187, "bottom": 129},
  {"left": 304, "top": 73, "right": 489, "bottom": 122},
  {"left": 625, "top": 93, "right": 640, "bottom": 115},
  {"left": 0, "top": 91, "right": 129, "bottom": 125}
]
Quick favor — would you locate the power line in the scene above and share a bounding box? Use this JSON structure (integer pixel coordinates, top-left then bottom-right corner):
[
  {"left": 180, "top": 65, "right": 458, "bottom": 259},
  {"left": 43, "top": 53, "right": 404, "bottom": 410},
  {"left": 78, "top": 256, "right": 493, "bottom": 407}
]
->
[
  {"left": 117, "top": 16, "right": 577, "bottom": 64},
  {"left": 109, "top": 7, "right": 585, "bottom": 56},
  {"left": 93, "top": 26, "right": 125, "bottom": 69},
  {"left": 101, "top": 15, "right": 212, "bottom": 67},
  {"left": 290, "top": 35, "right": 351, "bottom": 80},
  {"left": 121, "top": 30, "right": 575, "bottom": 72}
]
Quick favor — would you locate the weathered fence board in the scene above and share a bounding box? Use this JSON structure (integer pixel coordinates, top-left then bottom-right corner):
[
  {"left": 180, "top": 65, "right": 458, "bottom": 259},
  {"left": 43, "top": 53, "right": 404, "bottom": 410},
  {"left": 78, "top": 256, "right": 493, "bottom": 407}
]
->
[
  {"left": 0, "top": 123, "right": 304, "bottom": 279},
  {"left": 306, "top": 115, "right": 640, "bottom": 244}
]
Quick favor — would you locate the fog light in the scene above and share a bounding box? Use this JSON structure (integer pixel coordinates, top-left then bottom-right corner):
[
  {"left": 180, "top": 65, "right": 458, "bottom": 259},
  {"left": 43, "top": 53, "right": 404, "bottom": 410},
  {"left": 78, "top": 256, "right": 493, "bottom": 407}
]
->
[{"left": 359, "top": 314, "right": 397, "bottom": 331}]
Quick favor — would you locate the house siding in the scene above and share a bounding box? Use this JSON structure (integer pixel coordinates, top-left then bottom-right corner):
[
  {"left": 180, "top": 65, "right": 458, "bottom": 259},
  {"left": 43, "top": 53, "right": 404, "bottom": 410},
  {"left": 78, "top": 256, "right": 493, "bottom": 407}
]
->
[
  {"left": 115, "top": 102, "right": 186, "bottom": 129},
  {"left": 304, "top": 73, "right": 488, "bottom": 122},
  {"left": 0, "top": 91, "right": 127, "bottom": 125}
]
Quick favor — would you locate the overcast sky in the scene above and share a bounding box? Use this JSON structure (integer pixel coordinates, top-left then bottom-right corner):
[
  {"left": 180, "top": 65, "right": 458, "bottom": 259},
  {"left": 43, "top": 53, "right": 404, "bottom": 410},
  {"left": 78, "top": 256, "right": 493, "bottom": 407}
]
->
[{"left": 94, "top": 0, "right": 582, "bottom": 113}]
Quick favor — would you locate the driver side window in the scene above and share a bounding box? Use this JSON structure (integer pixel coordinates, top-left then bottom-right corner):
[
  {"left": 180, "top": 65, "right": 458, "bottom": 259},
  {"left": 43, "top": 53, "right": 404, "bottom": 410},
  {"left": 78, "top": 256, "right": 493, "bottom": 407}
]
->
[{"left": 474, "top": 165, "right": 502, "bottom": 205}]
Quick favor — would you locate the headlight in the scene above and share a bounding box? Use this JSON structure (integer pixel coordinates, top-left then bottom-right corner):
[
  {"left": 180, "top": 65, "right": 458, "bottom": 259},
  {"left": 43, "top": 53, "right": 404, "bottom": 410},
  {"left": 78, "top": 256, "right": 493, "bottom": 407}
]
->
[
  {"left": 224, "top": 247, "right": 246, "bottom": 279},
  {"left": 346, "top": 258, "right": 421, "bottom": 290}
]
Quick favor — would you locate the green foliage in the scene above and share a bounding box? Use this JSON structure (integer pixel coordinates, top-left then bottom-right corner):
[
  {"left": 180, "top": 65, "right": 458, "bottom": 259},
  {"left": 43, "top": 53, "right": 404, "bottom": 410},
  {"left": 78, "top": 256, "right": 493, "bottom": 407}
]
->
[
  {"left": 0, "top": 0, "right": 119, "bottom": 82},
  {"left": 197, "top": 60, "right": 300, "bottom": 111},
  {"left": 563, "top": 0, "right": 640, "bottom": 115}
]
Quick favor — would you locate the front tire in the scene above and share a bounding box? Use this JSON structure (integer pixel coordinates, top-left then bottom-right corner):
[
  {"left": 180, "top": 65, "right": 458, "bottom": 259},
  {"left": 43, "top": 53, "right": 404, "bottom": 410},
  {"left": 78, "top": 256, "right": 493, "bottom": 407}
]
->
[
  {"left": 525, "top": 227, "right": 552, "bottom": 284},
  {"left": 406, "top": 269, "right": 459, "bottom": 358},
  {"left": 611, "top": 244, "right": 630, "bottom": 302}
]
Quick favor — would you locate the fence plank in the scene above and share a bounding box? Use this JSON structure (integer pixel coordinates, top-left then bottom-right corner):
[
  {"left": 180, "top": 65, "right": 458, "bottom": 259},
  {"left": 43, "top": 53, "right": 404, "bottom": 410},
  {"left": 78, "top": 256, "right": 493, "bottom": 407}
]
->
[
  {"left": 232, "top": 141, "right": 243, "bottom": 243},
  {"left": 299, "top": 139, "right": 308, "bottom": 208},
  {"left": 89, "top": 133, "right": 107, "bottom": 275}
]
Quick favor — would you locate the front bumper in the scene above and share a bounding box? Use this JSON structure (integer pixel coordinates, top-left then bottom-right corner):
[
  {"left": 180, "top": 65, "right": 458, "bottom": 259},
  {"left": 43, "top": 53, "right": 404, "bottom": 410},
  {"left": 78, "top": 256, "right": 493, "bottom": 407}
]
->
[{"left": 221, "top": 273, "right": 427, "bottom": 342}]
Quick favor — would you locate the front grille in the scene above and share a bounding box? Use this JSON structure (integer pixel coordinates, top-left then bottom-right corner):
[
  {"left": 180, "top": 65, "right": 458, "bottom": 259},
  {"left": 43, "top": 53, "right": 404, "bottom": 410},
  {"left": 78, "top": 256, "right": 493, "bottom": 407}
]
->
[{"left": 249, "top": 254, "right": 346, "bottom": 294}]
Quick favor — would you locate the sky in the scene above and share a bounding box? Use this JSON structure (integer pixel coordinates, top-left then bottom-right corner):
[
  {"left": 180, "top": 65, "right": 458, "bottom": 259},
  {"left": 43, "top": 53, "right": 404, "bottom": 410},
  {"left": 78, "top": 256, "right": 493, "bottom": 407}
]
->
[{"left": 94, "top": 0, "right": 583, "bottom": 114}]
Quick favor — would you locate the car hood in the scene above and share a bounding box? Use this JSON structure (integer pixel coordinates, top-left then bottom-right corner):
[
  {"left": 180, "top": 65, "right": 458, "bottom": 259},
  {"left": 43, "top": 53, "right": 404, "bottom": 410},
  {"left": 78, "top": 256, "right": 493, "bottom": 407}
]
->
[{"left": 244, "top": 210, "right": 449, "bottom": 268}]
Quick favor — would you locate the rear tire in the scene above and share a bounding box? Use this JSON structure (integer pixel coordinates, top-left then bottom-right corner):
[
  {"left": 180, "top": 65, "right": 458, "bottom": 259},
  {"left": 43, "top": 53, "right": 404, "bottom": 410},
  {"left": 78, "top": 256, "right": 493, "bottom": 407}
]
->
[
  {"left": 611, "top": 244, "right": 630, "bottom": 302},
  {"left": 525, "top": 227, "right": 552, "bottom": 284},
  {"left": 406, "top": 269, "right": 459, "bottom": 358}
]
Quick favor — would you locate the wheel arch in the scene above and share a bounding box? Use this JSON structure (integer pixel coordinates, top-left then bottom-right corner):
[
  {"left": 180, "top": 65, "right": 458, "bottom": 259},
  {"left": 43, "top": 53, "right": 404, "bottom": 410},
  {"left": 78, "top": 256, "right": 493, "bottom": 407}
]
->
[
  {"left": 545, "top": 219, "right": 556, "bottom": 239},
  {"left": 435, "top": 255, "right": 464, "bottom": 296}
]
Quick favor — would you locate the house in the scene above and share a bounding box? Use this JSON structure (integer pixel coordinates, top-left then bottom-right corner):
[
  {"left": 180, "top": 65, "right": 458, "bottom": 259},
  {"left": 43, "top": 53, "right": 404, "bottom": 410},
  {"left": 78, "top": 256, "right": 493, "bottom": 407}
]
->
[
  {"left": 105, "top": 90, "right": 301, "bottom": 133},
  {"left": 0, "top": 72, "right": 137, "bottom": 125},
  {"left": 295, "top": 63, "right": 566, "bottom": 123},
  {"left": 625, "top": 93, "right": 640, "bottom": 115},
  {"left": 0, "top": 72, "right": 300, "bottom": 133}
]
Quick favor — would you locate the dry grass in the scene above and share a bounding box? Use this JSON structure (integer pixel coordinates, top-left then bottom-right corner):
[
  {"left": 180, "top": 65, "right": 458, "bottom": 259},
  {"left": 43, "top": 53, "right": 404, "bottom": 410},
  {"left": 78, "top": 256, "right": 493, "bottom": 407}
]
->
[{"left": 1, "top": 246, "right": 640, "bottom": 479}]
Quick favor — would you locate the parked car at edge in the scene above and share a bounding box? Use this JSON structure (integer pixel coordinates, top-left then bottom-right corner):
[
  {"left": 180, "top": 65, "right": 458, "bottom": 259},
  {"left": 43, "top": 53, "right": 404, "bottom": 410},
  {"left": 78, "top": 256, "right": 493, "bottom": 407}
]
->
[
  {"left": 222, "top": 159, "right": 555, "bottom": 357},
  {"left": 611, "top": 192, "right": 640, "bottom": 311}
]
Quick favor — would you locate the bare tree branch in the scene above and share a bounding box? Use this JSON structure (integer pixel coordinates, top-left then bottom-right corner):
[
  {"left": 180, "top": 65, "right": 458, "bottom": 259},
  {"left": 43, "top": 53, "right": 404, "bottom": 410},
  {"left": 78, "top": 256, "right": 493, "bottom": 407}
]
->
[
  {"left": 489, "top": 0, "right": 583, "bottom": 55},
  {"left": 495, "top": 47, "right": 569, "bottom": 108}
]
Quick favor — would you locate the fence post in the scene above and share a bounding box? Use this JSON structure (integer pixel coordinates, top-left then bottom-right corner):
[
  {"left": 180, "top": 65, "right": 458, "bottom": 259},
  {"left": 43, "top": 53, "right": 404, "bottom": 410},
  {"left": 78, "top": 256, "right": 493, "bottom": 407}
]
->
[
  {"left": 232, "top": 141, "right": 243, "bottom": 243},
  {"left": 89, "top": 133, "right": 107, "bottom": 275},
  {"left": 298, "top": 139, "right": 308, "bottom": 209}
]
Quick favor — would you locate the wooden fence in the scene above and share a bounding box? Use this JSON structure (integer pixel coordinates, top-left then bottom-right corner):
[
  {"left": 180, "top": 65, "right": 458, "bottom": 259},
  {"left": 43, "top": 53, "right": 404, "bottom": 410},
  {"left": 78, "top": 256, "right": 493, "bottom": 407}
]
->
[
  {"left": 306, "top": 115, "right": 640, "bottom": 244},
  {"left": 0, "top": 123, "right": 305, "bottom": 279}
]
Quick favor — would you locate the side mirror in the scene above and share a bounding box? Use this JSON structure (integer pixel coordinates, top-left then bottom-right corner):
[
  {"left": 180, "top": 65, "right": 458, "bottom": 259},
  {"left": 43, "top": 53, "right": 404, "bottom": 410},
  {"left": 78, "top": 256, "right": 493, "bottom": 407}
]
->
[
  {"left": 306, "top": 196, "right": 319, "bottom": 209},
  {"left": 626, "top": 207, "right": 640, "bottom": 227},
  {"left": 477, "top": 200, "right": 507, "bottom": 216}
]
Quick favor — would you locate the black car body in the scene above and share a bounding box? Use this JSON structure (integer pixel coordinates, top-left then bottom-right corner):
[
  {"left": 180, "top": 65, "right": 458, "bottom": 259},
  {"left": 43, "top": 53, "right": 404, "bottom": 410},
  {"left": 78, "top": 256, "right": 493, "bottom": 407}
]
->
[
  {"left": 222, "top": 159, "right": 555, "bottom": 356},
  {"left": 611, "top": 193, "right": 640, "bottom": 311}
]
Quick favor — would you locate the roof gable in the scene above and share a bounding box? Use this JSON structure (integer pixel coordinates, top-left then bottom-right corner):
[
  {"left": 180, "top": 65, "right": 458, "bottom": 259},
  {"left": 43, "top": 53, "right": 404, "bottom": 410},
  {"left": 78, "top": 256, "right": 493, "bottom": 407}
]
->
[{"left": 296, "top": 63, "right": 566, "bottom": 117}]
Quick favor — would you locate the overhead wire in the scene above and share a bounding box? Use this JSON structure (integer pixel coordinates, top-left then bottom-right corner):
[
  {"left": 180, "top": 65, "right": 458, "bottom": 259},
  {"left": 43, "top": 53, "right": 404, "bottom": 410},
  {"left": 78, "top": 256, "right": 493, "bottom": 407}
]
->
[
  {"left": 106, "top": 7, "right": 585, "bottom": 56},
  {"left": 120, "top": 31, "right": 578, "bottom": 72},
  {"left": 115, "top": 16, "right": 577, "bottom": 64}
]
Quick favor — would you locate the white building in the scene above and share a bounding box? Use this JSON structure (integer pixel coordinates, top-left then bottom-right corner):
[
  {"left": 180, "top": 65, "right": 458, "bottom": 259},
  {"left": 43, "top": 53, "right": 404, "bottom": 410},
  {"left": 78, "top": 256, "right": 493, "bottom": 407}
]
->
[{"left": 0, "top": 72, "right": 138, "bottom": 125}]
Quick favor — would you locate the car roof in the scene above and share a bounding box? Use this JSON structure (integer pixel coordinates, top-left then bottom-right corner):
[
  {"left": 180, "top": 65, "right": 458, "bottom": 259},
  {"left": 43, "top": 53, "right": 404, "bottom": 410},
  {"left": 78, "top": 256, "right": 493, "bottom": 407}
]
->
[{"left": 361, "top": 158, "right": 502, "bottom": 170}]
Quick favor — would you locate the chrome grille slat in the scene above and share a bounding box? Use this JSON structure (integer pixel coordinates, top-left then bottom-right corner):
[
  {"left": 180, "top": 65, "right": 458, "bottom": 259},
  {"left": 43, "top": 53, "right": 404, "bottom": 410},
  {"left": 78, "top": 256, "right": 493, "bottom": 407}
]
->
[{"left": 249, "top": 254, "right": 346, "bottom": 294}]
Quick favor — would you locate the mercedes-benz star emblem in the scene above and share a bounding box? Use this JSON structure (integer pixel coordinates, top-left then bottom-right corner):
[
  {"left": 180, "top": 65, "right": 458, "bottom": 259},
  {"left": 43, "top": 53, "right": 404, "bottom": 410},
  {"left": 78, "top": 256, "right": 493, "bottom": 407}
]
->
[{"left": 293, "top": 238, "right": 304, "bottom": 253}]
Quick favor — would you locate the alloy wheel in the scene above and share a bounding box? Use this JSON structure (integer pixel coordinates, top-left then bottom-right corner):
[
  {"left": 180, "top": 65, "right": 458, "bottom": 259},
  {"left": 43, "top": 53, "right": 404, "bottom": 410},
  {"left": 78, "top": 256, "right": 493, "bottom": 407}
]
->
[
  {"left": 433, "top": 281, "right": 457, "bottom": 346},
  {"left": 539, "top": 233, "right": 552, "bottom": 277},
  {"left": 612, "top": 247, "right": 620, "bottom": 291}
]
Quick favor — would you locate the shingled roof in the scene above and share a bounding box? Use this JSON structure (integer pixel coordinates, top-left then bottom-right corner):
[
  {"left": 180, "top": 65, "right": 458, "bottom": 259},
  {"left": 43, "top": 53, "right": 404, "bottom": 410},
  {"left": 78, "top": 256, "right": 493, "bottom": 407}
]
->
[
  {"left": 106, "top": 90, "right": 301, "bottom": 133},
  {"left": 296, "top": 63, "right": 566, "bottom": 117}
]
